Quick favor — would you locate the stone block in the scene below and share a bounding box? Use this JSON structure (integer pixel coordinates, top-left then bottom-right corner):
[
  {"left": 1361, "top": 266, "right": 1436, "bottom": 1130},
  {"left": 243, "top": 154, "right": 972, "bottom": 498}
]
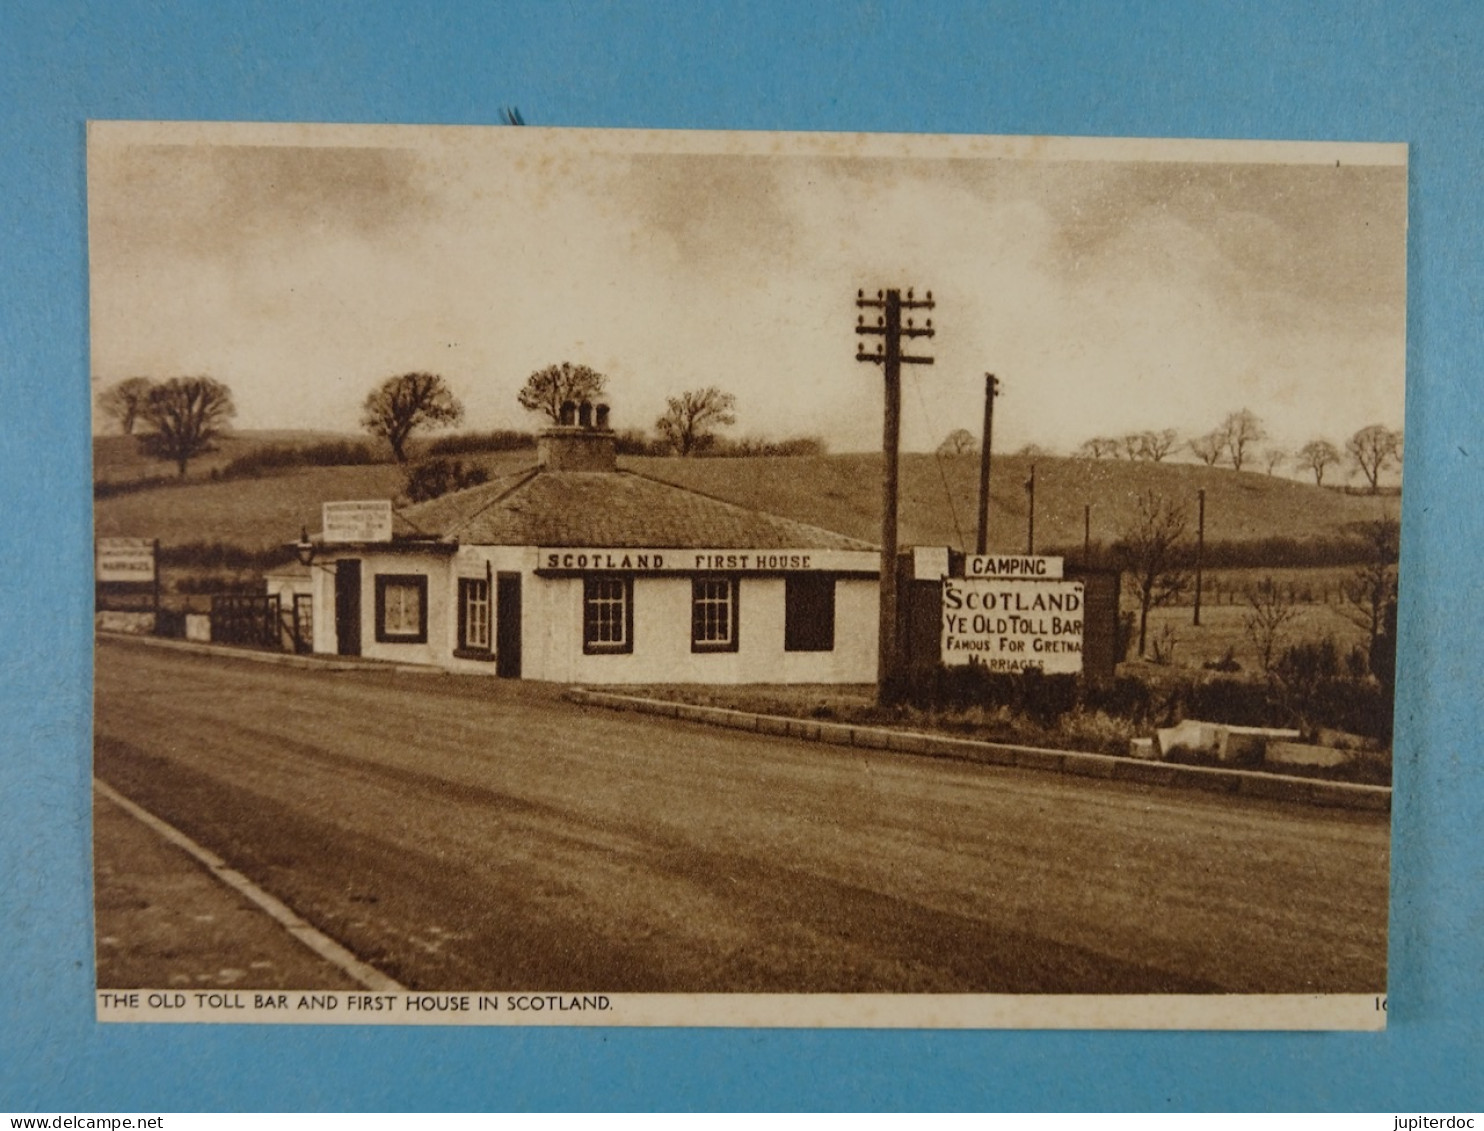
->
[
  {"left": 1155, "top": 719, "right": 1220, "bottom": 758},
  {"left": 96, "top": 611, "right": 155, "bottom": 635},
  {"left": 184, "top": 614, "right": 211, "bottom": 642},
  {"left": 1127, "top": 737, "right": 1156, "bottom": 760},
  {"left": 1266, "top": 741, "right": 1350, "bottom": 769},
  {"left": 1216, "top": 724, "right": 1302, "bottom": 765}
]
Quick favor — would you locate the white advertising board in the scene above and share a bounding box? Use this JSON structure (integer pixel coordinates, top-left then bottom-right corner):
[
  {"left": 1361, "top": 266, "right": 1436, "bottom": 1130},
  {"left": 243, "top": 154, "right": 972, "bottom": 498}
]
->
[
  {"left": 965, "top": 554, "right": 1064, "bottom": 579},
  {"left": 96, "top": 538, "right": 156, "bottom": 583},
  {"left": 941, "top": 576, "right": 1084, "bottom": 674},
  {"left": 322, "top": 500, "right": 393, "bottom": 544}
]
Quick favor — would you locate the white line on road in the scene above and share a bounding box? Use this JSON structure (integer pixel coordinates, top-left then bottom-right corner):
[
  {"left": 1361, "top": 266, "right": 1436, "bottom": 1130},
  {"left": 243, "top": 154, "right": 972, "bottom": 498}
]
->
[{"left": 94, "top": 777, "right": 405, "bottom": 993}]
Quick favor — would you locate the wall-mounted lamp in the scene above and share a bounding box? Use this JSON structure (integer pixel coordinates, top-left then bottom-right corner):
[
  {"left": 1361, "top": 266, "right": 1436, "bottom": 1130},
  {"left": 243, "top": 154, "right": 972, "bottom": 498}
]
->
[{"left": 295, "top": 527, "right": 315, "bottom": 567}]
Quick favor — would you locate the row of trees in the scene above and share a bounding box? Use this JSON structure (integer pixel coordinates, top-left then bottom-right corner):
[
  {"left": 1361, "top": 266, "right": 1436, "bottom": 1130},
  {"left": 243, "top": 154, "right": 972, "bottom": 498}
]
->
[
  {"left": 98, "top": 362, "right": 755, "bottom": 476},
  {"left": 1069, "top": 411, "right": 1403, "bottom": 492}
]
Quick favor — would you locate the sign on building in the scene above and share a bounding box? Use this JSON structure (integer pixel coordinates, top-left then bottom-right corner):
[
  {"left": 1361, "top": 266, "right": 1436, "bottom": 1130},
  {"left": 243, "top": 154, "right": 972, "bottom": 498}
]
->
[
  {"left": 96, "top": 538, "right": 156, "bottom": 582},
  {"left": 965, "top": 554, "right": 1064, "bottom": 579},
  {"left": 941, "top": 576, "right": 1085, "bottom": 674},
  {"left": 537, "top": 548, "right": 879, "bottom": 574},
  {"left": 322, "top": 500, "right": 393, "bottom": 543}
]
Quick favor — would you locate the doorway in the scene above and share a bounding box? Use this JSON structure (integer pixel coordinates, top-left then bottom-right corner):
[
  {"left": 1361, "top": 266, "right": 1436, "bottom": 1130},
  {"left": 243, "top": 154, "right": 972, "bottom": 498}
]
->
[
  {"left": 334, "top": 559, "right": 361, "bottom": 656},
  {"left": 496, "top": 572, "right": 521, "bottom": 678}
]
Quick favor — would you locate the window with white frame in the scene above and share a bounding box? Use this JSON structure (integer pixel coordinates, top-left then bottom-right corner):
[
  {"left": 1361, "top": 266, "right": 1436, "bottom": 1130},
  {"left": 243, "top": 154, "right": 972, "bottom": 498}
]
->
[
  {"left": 691, "top": 576, "right": 738, "bottom": 652},
  {"left": 583, "top": 575, "right": 632, "bottom": 654},
  {"left": 458, "top": 577, "right": 491, "bottom": 654},
  {"left": 375, "top": 574, "right": 427, "bottom": 643}
]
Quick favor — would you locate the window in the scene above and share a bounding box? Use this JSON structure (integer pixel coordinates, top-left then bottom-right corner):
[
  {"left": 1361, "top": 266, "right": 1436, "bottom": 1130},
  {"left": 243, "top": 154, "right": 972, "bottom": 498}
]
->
[
  {"left": 583, "top": 575, "right": 632, "bottom": 654},
  {"left": 691, "top": 576, "right": 739, "bottom": 652},
  {"left": 457, "top": 577, "right": 492, "bottom": 657},
  {"left": 375, "top": 574, "right": 428, "bottom": 643},
  {"left": 785, "top": 574, "right": 835, "bottom": 652}
]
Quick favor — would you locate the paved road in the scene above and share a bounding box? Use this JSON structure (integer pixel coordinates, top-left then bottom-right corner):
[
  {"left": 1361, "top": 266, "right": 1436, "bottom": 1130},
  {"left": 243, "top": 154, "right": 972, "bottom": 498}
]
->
[{"left": 94, "top": 638, "right": 1389, "bottom": 993}]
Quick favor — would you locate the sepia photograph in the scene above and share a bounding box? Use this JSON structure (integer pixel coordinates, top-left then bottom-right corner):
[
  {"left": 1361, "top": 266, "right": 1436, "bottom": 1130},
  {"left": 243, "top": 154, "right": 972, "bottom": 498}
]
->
[{"left": 88, "top": 121, "right": 1405, "bottom": 1028}]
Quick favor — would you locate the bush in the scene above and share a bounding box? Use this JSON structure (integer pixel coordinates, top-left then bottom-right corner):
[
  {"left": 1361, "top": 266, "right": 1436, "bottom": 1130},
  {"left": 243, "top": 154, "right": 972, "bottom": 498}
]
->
[
  {"left": 219, "top": 440, "right": 380, "bottom": 479},
  {"left": 1046, "top": 534, "right": 1390, "bottom": 571},
  {"left": 1202, "top": 646, "right": 1241, "bottom": 673},
  {"left": 94, "top": 474, "right": 179, "bottom": 499},
  {"left": 158, "top": 541, "right": 292, "bottom": 570},
  {"left": 402, "top": 457, "right": 490, "bottom": 503},
  {"left": 425, "top": 429, "right": 535, "bottom": 457},
  {"left": 699, "top": 435, "right": 829, "bottom": 458}
]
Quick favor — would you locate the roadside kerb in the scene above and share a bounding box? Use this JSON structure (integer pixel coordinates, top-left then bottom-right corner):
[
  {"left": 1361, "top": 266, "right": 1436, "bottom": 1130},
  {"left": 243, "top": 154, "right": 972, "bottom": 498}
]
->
[
  {"left": 97, "top": 630, "right": 443, "bottom": 674},
  {"left": 565, "top": 688, "right": 1391, "bottom": 813}
]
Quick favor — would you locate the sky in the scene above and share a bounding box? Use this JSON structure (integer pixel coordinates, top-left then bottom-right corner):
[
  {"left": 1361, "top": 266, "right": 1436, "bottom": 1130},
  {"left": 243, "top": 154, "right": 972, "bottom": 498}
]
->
[{"left": 87, "top": 124, "right": 1408, "bottom": 457}]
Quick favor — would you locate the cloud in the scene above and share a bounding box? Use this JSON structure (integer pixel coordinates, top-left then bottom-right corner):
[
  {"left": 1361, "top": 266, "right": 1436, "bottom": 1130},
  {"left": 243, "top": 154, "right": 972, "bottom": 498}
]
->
[{"left": 88, "top": 128, "right": 1407, "bottom": 456}]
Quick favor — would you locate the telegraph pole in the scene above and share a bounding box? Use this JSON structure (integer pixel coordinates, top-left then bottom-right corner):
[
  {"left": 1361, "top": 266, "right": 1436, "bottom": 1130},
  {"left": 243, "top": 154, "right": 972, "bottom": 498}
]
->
[
  {"left": 975, "top": 373, "right": 999, "bottom": 555},
  {"left": 1024, "top": 463, "right": 1036, "bottom": 555},
  {"left": 856, "top": 286, "right": 935, "bottom": 703},
  {"left": 1193, "top": 487, "right": 1206, "bottom": 626}
]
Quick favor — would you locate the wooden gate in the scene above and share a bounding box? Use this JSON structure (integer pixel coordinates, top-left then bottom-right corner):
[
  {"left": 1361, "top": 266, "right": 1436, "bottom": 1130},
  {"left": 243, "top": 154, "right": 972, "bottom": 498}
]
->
[{"left": 210, "top": 594, "right": 282, "bottom": 649}]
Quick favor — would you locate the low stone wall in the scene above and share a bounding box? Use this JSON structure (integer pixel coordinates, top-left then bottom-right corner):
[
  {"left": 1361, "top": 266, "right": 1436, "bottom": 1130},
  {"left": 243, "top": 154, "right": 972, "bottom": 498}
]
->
[
  {"left": 566, "top": 688, "right": 1390, "bottom": 813},
  {"left": 95, "top": 611, "right": 155, "bottom": 635}
]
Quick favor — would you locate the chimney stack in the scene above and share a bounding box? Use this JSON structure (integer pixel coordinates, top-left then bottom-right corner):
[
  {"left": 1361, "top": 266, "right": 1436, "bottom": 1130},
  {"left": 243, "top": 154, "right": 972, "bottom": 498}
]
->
[{"left": 537, "top": 402, "right": 618, "bottom": 472}]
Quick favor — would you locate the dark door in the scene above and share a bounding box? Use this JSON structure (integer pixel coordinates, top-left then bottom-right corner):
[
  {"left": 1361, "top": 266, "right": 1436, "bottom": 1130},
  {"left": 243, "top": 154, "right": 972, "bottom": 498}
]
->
[
  {"left": 335, "top": 559, "right": 361, "bottom": 656},
  {"left": 496, "top": 572, "right": 521, "bottom": 678}
]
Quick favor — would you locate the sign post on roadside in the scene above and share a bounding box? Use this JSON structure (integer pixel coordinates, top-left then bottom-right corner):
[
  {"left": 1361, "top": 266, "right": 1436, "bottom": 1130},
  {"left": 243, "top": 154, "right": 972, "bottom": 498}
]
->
[{"left": 941, "top": 573, "right": 1085, "bottom": 674}]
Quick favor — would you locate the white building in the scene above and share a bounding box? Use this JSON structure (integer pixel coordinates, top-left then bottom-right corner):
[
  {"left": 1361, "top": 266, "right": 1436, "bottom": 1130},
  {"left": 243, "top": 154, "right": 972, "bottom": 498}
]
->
[{"left": 304, "top": 419, "right": 880, "bottom": 684}]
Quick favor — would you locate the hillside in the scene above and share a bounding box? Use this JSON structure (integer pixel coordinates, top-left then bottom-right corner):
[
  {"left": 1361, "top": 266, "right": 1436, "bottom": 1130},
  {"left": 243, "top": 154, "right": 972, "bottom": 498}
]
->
[
  {"left": 627, "top": 453, "right": 1400, "bottom": 552},
  {"left": 94, "top": 452, "right": 538, "bottom": 549},
  {"left": 93, "top": 430, "right": 367, "bottom": 484},
  {"left": 94, "top": 441, "right": 1400, "bottom": 555}
]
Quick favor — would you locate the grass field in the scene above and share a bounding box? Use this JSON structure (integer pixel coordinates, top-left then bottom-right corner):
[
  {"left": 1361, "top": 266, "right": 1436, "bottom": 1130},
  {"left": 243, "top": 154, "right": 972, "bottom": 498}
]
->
[
  {"left": 93, "top": 430, "right": 361, "bottom": 484},
  {"left": 94, "top": 449, "right": 538, "bottom": 548},
  {"left": 1143, "top": 601, "right": 1370, "bottom": 672},
  {"left": 96, "top": 434, "right": 1402, "bottom": 554}
]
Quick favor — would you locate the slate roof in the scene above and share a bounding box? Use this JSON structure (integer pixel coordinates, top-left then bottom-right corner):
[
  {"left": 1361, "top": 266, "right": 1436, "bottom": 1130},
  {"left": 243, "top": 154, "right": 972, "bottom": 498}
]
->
[{"left": 396, "top": 467, "right": 876, "bottom": 551}]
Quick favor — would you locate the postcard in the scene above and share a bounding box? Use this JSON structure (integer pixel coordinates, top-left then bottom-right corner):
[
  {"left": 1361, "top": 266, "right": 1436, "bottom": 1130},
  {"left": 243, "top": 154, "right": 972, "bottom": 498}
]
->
[{"left": 89, "top": 121, "right": 1404, "bottom": 1028}]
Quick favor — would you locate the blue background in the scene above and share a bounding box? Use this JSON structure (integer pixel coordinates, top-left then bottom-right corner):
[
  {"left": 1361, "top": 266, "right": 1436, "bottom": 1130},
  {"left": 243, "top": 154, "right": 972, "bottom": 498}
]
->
[{"left": 1, "top": 0, "right": 1479, "bottom": 1112}]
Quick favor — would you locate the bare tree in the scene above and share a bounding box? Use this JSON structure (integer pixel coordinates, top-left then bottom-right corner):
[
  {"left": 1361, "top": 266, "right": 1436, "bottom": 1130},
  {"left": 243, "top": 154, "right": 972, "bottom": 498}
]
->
[
  {"left": 1298, "top": 439, "right": 1342, "bottom": 485},
  {"left": 136, "top": 376, "right": 236, "bottom": 476},
  {"left": 97, "top": 377, "right": 154, "bottom": 435},
  {"left": 1341, "top": 518, "right": 1400, "bottom": 662},
  {"left": 1347, "top": 424, "right": 1403, "bottom": 492},
  {"left": 1188, "top": 429, "right": 1225, "bottom": 467},
  {"left": 1260, "top": 446, "right": 1288, "bottom": 476},
  {"left": 937, "top": 428, "right": 976, "bottom": 456},
  {"left": 1141, "top": 428, "right": 1179, "bottom": 462},
  {"left": 656, "top": 387, "right": 737, "bottom": 456},
  {"left": 1077, "top": 436, "right": 1119, "bottom": 460},
  {"left": 1016, "top": 442, "right": 1048, "bottom": 458},
  {"left": 1219, "top": 409, "right": 1266, "bottom": 472},
  {"left": 517, "top": 362, "right": 608, "bottom": 424},
  {"left": 361, "top": 372, "right": 464, "bottom": 463},
  {"left": 1115, "top": 491, "right": 1191, "bottom": 658},
  {"left": 1119, "top": 433, "right": 1145, "bottom": 461},
  {"left": 1243, "top": 576, "right": 1300, "bottom": 673}
]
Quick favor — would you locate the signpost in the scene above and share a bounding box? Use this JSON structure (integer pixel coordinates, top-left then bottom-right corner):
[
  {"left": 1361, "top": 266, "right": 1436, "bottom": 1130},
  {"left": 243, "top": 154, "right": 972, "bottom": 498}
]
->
[
  {"left": 941, "top": 576, "right": 1085, "bottom": 674},
  {"left": 95, "top": 537, "right": 160, "bottom": 624},
  {"left": 95, "top": 538, "right": 157, "bottom": 583}
]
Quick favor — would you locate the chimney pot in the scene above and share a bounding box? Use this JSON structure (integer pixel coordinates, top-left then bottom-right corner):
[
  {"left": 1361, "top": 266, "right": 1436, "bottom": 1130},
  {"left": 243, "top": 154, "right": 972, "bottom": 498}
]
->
[
  {"left": 559, "top": 400, "right": 576, "bottom": 426},
  {"left": 595, "top": 403, "right": 610, "bottom": 430},
  {"left": 578, "top": 402, "right": 593, "bottom": 428}
]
